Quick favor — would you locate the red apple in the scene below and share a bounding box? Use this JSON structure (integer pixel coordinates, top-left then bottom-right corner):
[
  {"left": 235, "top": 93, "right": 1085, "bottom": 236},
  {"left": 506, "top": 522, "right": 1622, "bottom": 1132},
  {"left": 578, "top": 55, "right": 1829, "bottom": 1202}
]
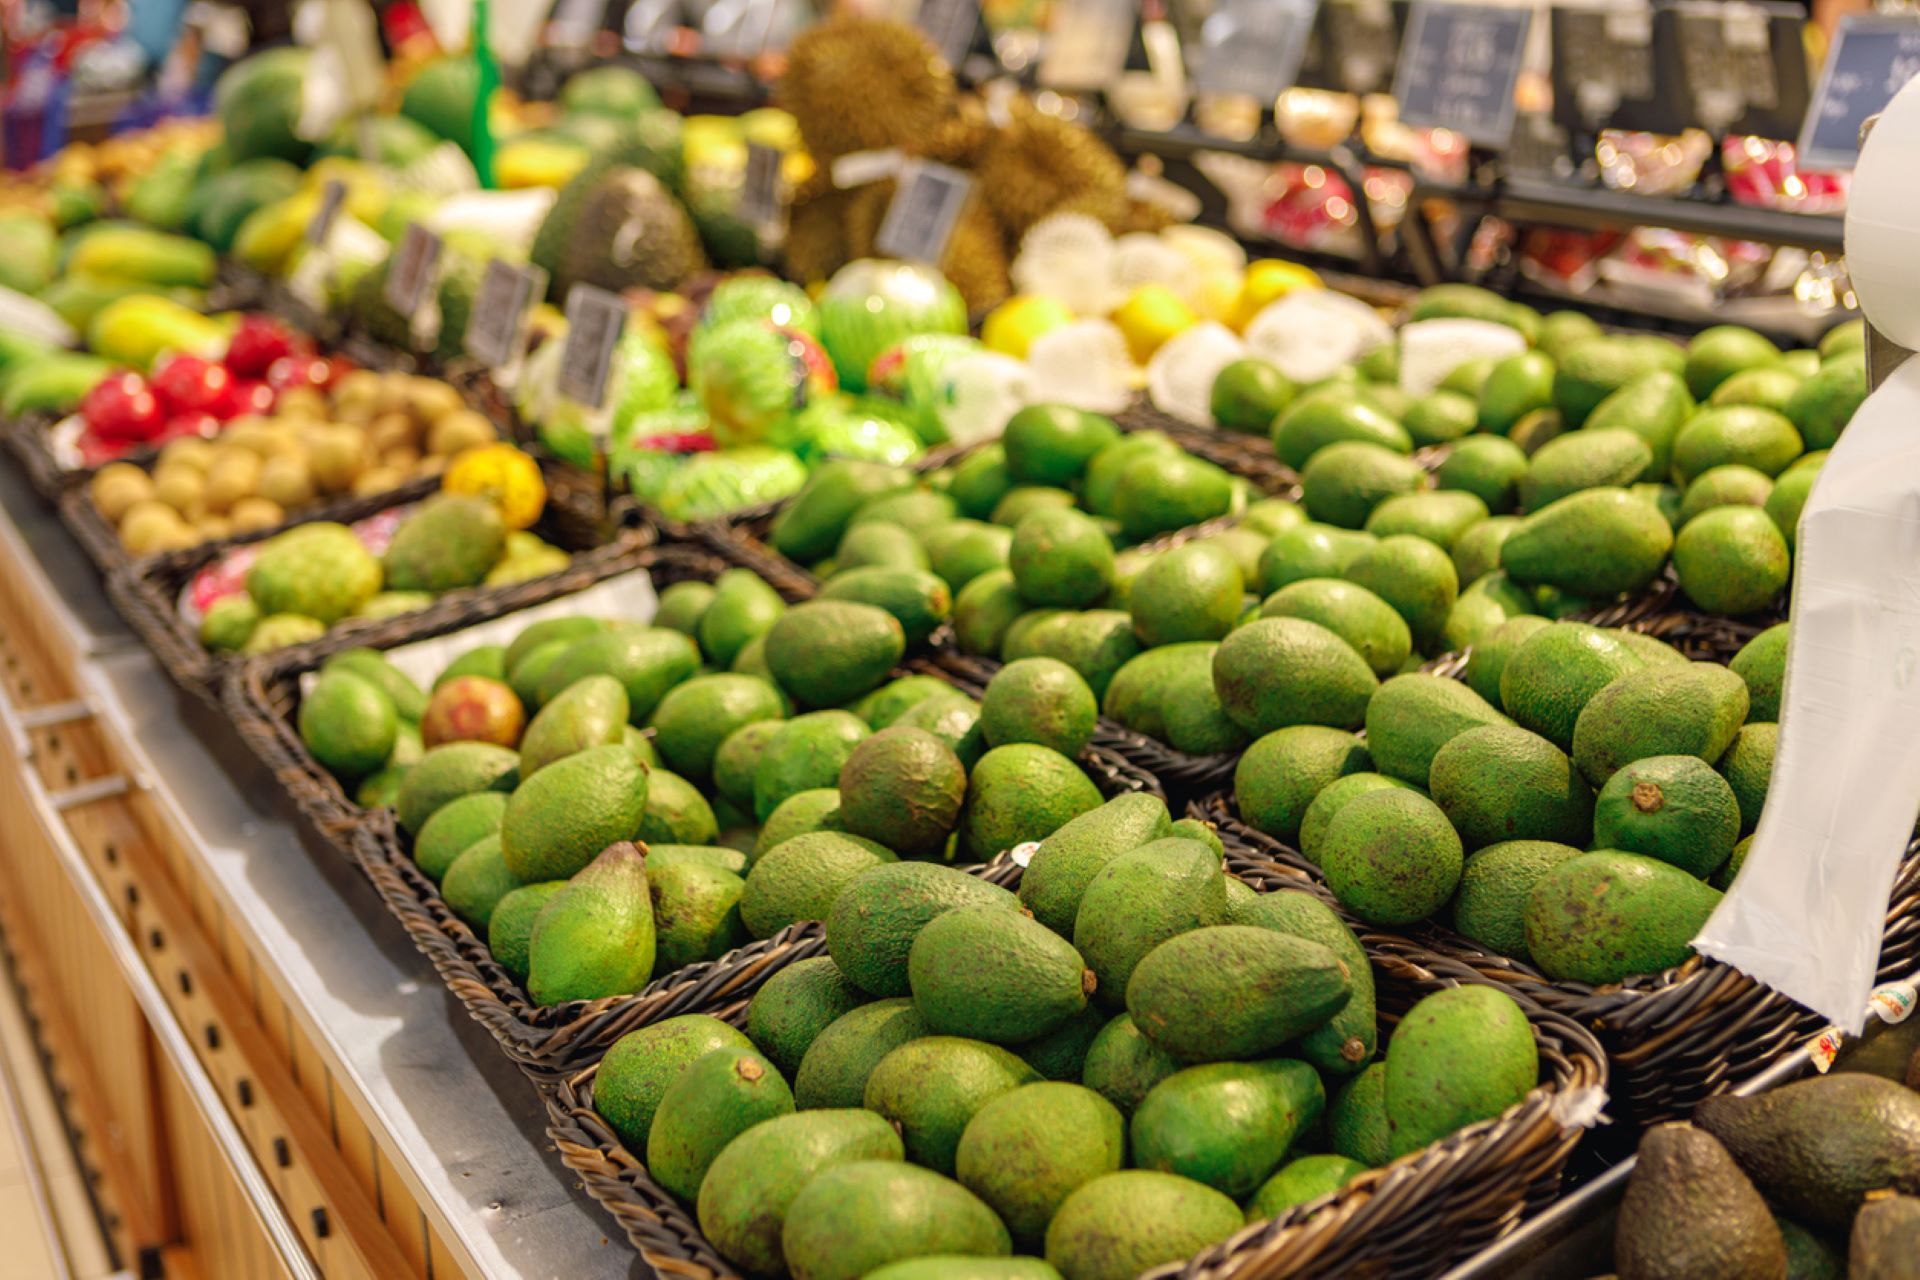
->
[
  {"left": 81, "top": 371, "right": 164, "bottom": 443},
  {"left": 225, "top": 314, "right": 299, "bottom": 379},
  {"left": 151, "top": 355, "right": 233, "bottom": 417}
]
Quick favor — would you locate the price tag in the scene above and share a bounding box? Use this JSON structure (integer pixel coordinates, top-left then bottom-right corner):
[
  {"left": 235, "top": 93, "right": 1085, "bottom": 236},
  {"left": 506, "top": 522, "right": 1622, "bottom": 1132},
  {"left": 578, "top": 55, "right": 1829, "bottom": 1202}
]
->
[
  {"left": 1549, "top": 5, "right": 1665, "bottom": 134},
  {"left": 463, "top": 259, "right": 547, "bottom": 368},
  {"left": 307, "top": 180, "right": 348, "bottom": 246},
  {"left": 1038, "top": 0, "right": 1140, "bottom": 91},
  {"left": 916, "top": 0, "right": 981, "bottom": 68},
  {"left": 383, "top": 223, "right": 445, "bottom": 317},
  {"left": 1194, "top": 0, "right": 1323, "bottom": 102},
  {"left": 1392, "top": 2, "right": 1533, "bottom": 148},
  {"left": 1664, "top": 0, "right": 1809, "bottom": 138},
  {"left": 558, "top": 284, "right": 627, "bottom": 411},
  {"left": 739, "top": 142, "right": 786, "bottom": 231},
  {"left": 1307, "top": 0, "right": 1406, "bottom": 96},
  {"left": 874, "top": 160, "right": 975, "bottom": 266},
  {"left": 1796, "top": 13, "right": 1920, "bottom": 172}
]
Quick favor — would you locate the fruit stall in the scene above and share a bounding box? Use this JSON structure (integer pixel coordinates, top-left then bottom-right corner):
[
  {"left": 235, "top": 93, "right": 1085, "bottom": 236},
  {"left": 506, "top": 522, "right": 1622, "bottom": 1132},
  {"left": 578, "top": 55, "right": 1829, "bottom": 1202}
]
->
[{"left": 0, "top": 4, "right": 1915, "bottom": 1279}]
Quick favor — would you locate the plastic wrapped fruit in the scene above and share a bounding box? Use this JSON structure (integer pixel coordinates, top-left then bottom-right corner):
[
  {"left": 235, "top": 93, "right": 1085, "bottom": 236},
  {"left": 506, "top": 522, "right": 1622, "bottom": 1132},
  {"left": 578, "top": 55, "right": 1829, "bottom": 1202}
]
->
[
  {"left": 689, "top": 321, "right": 838, "bottom": 448},
  {"left": 817, "top": 260, "right": 968, "bottom": 393}
]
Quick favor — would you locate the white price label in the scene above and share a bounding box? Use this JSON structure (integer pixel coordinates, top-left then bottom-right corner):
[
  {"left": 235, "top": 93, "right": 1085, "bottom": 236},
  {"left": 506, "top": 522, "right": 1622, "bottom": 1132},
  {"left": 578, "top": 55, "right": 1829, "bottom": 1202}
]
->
[
  {"left": 739, "top": 142, "right": 786, "bottom": 230},
  {"left": 557, "top": 284, "right": 627, "bottom": 411},
  {"left": 832, "top": 148, "right": 906, "bottom": 189},
  {"left": 916, "top": 0, "right": 981, "bottom": 67},
  {"left": 383, "top": 224, "right": 445, "bottom": 317},
  {"left": 874, "top": 161, "right": 975, "bottom": 266},
  {"left": 308, "top": 180, "right": 348, "bottom": 246},
  {"left": 463, "top": 259, "right": 547, "bottom": 368}
]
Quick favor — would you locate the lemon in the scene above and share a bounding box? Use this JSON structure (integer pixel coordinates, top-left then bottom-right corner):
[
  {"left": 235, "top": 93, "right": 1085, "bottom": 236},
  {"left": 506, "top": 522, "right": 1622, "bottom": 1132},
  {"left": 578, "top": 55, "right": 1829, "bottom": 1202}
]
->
[
  {"left": 1232, "top": 259, "right": 1323, "bottom": 331},
  {"left": 982, "top": 296, "right": 1075, "bottom": 359},
  {"left": 1111, "top": 285, "right": 1197, "bottom": 364},
  {"left": 1193, "top": 271, "right": 1244, "bottom": 324}
]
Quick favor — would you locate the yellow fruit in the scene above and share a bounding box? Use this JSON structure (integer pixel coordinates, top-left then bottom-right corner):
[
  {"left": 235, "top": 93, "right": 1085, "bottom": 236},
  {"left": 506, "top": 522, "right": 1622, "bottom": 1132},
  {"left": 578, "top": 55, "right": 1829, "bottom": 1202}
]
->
[
  {"left": 204, "top": 451, "right": 262, "bottom": 514},
  {"left": 159, "top": 436, "right": 217, "bottom": 473},
  {"left": 228, "top": 497, "right": 285, "bottom": 532},
  {"left": 258, "top": 454, "right": 315, "bottom": 509},
  {"left": 1231, "top": 259, "right": 1323, "bottom": 331},
  {"left": 1111, "top": 285, "right": 1197, "bottom": 364},
  {"left": 1193, "top": 271, "right": 1244, "bottom": 324},
  {"left": 405, "top": 378, "right": 464, "bottom": 421},
  {"left": 982, "top": 296, "right": 1075, "bottom": 360},
  {"left": 425, "top": 409, "right": 496, "bottom": 458},
  {"left": 353, "top": 466, "right": 405, "bottom": 497},
  {"left": 153, "top": 464, "right": 205, "bottom": 515},
  {"left": 90, "top": 464, "right": 154, "bottom": 523},
  {"left": 309, "top": 425, "right": 370, "bottom": 494},
  {"left": 441, "top": 444, "right": 546, "bottom": 531}
]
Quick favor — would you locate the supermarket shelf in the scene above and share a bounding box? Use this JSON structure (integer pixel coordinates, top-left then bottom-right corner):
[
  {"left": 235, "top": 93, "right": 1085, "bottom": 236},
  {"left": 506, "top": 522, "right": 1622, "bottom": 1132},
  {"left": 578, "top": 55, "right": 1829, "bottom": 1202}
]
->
[
  {"left": 1459, "top": 177, "right": 1847, "bottom": 253},
  {"left": 0, "top": 464, "right": 637, "bottom": 1280}
]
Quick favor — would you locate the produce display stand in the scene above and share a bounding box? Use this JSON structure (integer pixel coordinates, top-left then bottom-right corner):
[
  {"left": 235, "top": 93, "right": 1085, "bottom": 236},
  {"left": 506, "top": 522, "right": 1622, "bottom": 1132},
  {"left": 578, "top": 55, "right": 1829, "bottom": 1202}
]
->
[
  {"left": 0, "top": 463, "right": 632, "bottom": 1279},
  {"left": 548, "top": 852, "right": 1604, "bottom": 1280}
]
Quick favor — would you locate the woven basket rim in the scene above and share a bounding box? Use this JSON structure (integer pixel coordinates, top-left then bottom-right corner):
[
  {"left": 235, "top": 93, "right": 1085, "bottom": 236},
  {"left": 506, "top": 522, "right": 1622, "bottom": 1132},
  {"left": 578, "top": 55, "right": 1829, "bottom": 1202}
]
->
[{"left": 544, "top": 875, "right": 1606, "bottom": 1280}]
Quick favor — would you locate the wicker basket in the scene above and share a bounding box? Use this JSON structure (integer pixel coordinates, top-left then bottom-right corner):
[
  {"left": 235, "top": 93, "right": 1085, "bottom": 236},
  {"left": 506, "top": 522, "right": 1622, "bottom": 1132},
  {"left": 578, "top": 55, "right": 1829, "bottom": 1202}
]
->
[
  {"left": 221, "top": 541, "right": 730, "bottom": 853},
  {"left": 1196, "top": 789, "right": 1920, "bottom": 1125},
  {"left": 110, "top": 457, "right": 640, "bottom": 705},
  {"left": 348, "top": 740, "right": 1153, "bottom": 1078},
  {"left": 1113, "top": 399, "right": 1301, "bottom": 493},
  {"left": 546, "top": 859, "right": 1605, "bottom": 1280},
  {"left": 1573, "top": 571, "right": 1784, "bottom": 663},
  {"left": 225, "top": 535, "right": 1160, "bottom": 1076}
]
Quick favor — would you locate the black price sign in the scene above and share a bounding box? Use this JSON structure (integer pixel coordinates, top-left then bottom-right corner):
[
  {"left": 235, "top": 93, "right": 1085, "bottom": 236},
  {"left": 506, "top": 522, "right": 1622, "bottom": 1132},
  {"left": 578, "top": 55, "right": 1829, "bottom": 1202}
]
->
[
  {"left": 1797, "top": 13, "right": 1920, "bottom": 171},
  {"left": 1393, "top": 2, "right": 1532, "bottom": 148},
  {"left": 463, "top": 259, "right": 546, "bottom": 368},
  {"left": 1038, "top": 0, "right": 1139, "bottom": 91},
  {"left": 1194, "top": 0, "right": 1323, "bottom": 103},
  {"left": 916, "top": 0, "right": 981, "bottom": 68},
  {"left": 383, "top": 223, "right": 444, "bottom": 317},
  {"left": 739, "top": 142, "right": 786, "bottom": 231},
  {"left": 1660, "top": 0, "right": 1809, "bottom": 139},
  {"left": 558, "top": 284, "right": 627, "bottom": 411},
  {"left": 307, "top": 180, "right": 347, "bottom": 246},
  {"left": 1300, "top": 0, "right": 1406, "bottom": 96},
  {"left": 875, "top": 160, "right": 975, "bottom": 266},
  {"left": 1548, "top": 5, "right": 1665, "bottom": 135}
]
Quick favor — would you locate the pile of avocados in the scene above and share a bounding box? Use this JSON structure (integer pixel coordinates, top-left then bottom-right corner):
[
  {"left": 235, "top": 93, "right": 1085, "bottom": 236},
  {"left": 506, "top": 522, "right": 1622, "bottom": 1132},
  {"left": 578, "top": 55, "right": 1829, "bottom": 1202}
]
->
[
  {"left": 1613, "top": 1029, "right": 1920, "bottom": 1280},
  {"left": 1231, "top": 614, "right": 1785, "bottom": 985},
  {"left": 297, "top": 564, "right": 1128, "bottom": 1005},
  {"left": 591, "top": 790, "right": 1544, "bottom": 1280},
  {"left": 278, "top": 284, "right": 1884, "bottom": 1280}
]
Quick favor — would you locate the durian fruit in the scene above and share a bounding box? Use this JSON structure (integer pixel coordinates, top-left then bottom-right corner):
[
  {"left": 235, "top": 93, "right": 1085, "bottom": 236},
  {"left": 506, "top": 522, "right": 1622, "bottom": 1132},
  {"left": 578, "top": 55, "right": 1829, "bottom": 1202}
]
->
[
  {"left": 559, "top": 168, "right": 707, "bottom": 296},
  {"left": 975, "top": 102, "right": 1129, "bottom": 238},
  {"left": 783, "top": 172, "right": 857, "bottom": 285},
  {"left": 779, "top": 17, "right": 958, "bottom": 160},
  {"left": 841, "top": 180, "right": 1010, "bottom": 315},
  {"left": 923, "top": 96, "right": 993, "bottom": 167},
  {"left": 1120, "top": 196, "right": 1182, "bottom": 234}
]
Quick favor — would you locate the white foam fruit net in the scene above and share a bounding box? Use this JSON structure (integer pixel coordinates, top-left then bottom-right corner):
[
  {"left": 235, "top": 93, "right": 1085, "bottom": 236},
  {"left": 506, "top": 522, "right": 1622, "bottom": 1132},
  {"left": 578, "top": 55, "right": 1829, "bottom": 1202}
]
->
[
  {"left": 940, "top": 352, "right": 1036, "bottom": 446},
  {"left": 1147, "top": 322, "right": 1247, "bottom": 426},
  {"left": 1397, "top": 318, "right": 1529, "bottom": 396},
  {"left": 1012, "top": 213, "right": 1119, "bottom": 316},
  {"left": 1161, "top": 225, "right": 1247, "bottom": 278},
  {"left": 1244, "top": 291, "right": 1395, "bottom": 384},
  {"left": 1027, "top": 319, "right": 1138, "bottom": 414},
  {"left": 1111, "top": 233, "right": 1191, "bottom": 297}
]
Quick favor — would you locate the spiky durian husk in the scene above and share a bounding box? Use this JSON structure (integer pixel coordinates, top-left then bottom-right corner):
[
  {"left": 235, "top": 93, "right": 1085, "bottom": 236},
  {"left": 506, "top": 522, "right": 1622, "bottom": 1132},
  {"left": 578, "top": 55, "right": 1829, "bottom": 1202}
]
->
[
  {"left": 779, "top": 17, "right": 957, "bottom": 160},
  {"left": 923, "top": 96, "right": 993, "bottom": 166},
  {"left": 975, "top": 102, "right": 1129, "bottom": 238},
  {"left": 1118, "top": 196, "right": 1182, "bottom": 234},
  {"left": 841, "top": 179, "right": 1010, "bottom": 315},
  {"left": 783, "top": 174, "right": 857, "bottom": 286}
]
